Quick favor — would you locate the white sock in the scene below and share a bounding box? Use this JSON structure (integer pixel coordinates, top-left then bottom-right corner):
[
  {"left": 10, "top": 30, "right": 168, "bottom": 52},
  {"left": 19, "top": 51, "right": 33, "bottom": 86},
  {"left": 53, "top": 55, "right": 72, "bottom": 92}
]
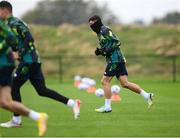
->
[
  {"left": 28, "top": 110, "right": 40, "bottom": 121},
  {"left": 140, "top": 90, "right": 149, "bottom": 100},
  {"left": 67, "top": 99, "right": 75, "bottom": 108},
  {"left": 105, "top": 99, "right": 111, "bottom": 108},
  {"left": 12, "top": 116, "right": 22, "bottom": 124}
]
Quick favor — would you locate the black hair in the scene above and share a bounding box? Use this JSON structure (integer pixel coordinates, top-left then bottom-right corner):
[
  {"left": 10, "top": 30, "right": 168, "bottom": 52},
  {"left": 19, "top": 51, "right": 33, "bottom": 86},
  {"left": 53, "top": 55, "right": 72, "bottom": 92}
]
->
[
  {"left": 0, "top": 1, "right": 12, "bottom": 13},
  {"left": 88, "top": 15, "right": 101, "bottom": 22}
]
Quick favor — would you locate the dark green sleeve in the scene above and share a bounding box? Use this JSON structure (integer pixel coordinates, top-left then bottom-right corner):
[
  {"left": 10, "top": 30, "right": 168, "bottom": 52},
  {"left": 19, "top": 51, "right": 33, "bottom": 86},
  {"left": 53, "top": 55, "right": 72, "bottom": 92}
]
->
[
  {"left": 0, "top": 40, "right": 6, "bottom": 52},
  {"left": 11, "top": 20, "right": 34, "bottom": 54},
  {"left": 10, "top": 20, "right": 29, "bottom": 37},
  {"left": 0, "top": 22, "right": 17, "bottom": 51},
  {"left": 6, "top": 30, "right": 18, "bottom": 49},
  {"left": 101, "top": 27, "right": 121, "bottom": 53}
]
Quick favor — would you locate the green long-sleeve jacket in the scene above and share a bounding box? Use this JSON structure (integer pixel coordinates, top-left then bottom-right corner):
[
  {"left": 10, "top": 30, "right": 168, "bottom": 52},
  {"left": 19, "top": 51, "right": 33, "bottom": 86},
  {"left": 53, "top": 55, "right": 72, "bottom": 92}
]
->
[
  {"left": 0, "top": 20, "right": 17, "bottom": 68},
  {"left": 7, "top": 16, "right": 40, "bottom": 64},
  {"left": 97, "top": 26, "right": 126, "bottom": 63}
]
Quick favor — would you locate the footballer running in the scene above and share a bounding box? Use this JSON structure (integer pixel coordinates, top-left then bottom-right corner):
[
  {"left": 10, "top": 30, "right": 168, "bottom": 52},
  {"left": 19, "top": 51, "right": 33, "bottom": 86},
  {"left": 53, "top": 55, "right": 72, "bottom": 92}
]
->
[
  {"left": 0, "top": 18, "right": 47, "bottom": 137},
  {"left": 88, "top": 15, "right": 154, "bottom": 113},
  {"left": 0, "top": 1, "right": 80, "bottom": 128}
]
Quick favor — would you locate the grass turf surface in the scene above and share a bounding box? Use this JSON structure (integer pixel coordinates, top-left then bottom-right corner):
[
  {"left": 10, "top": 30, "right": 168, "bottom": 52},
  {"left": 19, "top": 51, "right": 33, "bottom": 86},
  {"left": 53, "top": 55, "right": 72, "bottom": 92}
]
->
[{"left": 0, "top": 80, "right": 180, "bottom": 137}]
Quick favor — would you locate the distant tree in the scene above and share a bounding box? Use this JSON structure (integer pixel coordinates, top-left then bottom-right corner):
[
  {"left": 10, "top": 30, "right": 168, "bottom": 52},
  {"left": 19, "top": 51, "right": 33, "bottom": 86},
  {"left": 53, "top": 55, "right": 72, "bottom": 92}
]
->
[
  {"left": 133, "top": 19, "right": 145, "bottom": 26},
  {"left": 22, "top": 0, "right": 119, "bottom": 25},
  {"left": 153, "top": 11, "right": 180, "bottom": 24}
]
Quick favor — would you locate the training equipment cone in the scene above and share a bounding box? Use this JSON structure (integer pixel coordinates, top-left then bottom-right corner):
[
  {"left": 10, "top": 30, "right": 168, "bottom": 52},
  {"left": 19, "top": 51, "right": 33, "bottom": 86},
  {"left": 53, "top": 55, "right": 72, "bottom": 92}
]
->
[
  {"left": 111, "top": 93, "right": 121, "bottom": 101},
  {"left": 74, "top": 81, "right": 81, "bottom": 87},
  {"left": 87, "top": 86, "right": 96, "bottom": 93}
]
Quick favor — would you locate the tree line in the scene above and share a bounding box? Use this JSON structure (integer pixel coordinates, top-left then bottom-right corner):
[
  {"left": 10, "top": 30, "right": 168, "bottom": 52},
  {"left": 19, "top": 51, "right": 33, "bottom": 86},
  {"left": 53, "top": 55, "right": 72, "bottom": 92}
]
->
[
  {"left": 22, "top": 0, "right": 118, "bottom": 26},
  {"left": 22, "top": 0, "right": 180, "bottom": 25}
]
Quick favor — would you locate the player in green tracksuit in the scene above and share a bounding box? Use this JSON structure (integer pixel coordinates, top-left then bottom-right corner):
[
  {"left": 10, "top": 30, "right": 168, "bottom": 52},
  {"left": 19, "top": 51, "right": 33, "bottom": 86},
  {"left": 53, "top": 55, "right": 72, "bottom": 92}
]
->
[
  {"left": 0, "top": 19, "right": 48, "bottom": 137},
  {"left": 0, "top": 19, "right": 15, "bottom": 82},
  {"left": 0, "top": 1, "right": 80, "bottom": 128},
  {"left": 0, "top": 20, "right": 15, "bottom": 69},
  {"left": 88, "top": 15, "right": 154, "bottom": 113}
]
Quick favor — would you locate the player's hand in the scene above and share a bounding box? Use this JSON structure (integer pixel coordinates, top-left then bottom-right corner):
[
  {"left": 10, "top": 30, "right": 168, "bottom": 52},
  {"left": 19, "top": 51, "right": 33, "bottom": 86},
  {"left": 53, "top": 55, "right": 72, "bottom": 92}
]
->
[
  {"left": 101, "top": 48, "right": 113, "bottom": 57},
  {"left": 99, "top": 48, "right": 108, "bottom": 57},
  {"left": 12, "top": 52, "right": 20, "bottom": 60},
  {"left": 95, "top": 48, "right": 102, "bottom": 56}
]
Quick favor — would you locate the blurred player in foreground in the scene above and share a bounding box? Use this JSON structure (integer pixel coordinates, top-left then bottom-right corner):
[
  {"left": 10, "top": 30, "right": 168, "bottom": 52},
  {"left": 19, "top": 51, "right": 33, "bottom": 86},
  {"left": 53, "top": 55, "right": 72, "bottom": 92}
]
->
[
  {"left": 0, "top": 19, "right": 47, "bottom": 137},
  {"left": 88, "top": 15, "right": 154, "bottom": 113},
  {"left": 0, "top": 1, "right": 80, "bottom": 128}
]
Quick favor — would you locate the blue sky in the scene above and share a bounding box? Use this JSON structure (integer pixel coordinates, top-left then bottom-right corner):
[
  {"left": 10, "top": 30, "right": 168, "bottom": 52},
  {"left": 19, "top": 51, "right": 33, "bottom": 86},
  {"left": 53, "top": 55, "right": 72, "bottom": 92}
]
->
[{"left": 9, "top": 0, "right": 180, "bottom": 24}]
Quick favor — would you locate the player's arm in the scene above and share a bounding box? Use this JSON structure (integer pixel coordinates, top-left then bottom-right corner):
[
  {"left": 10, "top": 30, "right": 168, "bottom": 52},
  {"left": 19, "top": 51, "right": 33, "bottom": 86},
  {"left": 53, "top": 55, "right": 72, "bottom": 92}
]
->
[
  {"left": 0, "top": 39, "right": 7, "bottom": 52},
  {"left": 101, "top": 27, "right": 121, "bottom": 54},
  {"left": 95, "top": 47, "right": 106, "bottom": 56},
  {"left": 11, "top": 21, "right": 35, "bottom": 54},
  {"left": 0, "top": 24, "right": 17, "bottom": 52},
  {"left": 5, "top": 30, "right": 18, "bottom": 51},
  {"left": 12, "top": 51, "right": 19, "bottom": 60}
]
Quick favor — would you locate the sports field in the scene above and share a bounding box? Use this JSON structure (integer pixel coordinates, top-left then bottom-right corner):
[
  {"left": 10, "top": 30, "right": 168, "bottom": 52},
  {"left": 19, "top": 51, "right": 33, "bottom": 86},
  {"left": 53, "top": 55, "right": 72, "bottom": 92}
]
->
[{"left": 0, "top": 80, "right": 180, "bottom": 137}]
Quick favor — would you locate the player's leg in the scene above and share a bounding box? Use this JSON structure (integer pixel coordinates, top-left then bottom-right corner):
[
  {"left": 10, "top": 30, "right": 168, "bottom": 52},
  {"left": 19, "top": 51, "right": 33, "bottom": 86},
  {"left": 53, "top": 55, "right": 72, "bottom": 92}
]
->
[
  {"left": 117, "top": 63, "right": 154, "bottom": 108},
  {"left": 30, "top": 63, "right": 80, "bottom": 119},
  {"left": 119, "top": 75, "right": 143, "bottom": 94},
  {"left": 0, "top": 87, "right": 48, "bottom": 136},
  {"left": 1, "top": 63, "right": 30, "bottom": 126},
  {"left": 0, "top": 86, "right": 29, "bottom": 116},
  {"left": 95, "top": 76, "right": 113, "bottom": 112},
  {"left": 10, "top": 63, "right": 31, "bottom": 124},
  {"left": 95, "top": 63, "right": 114, "bottom": 113},
  {"left": 31, "top": 78, "right": 69, "bottom": 104},
  {"left": 102, "top": 76, "right": 113, "bottom": 99},
  {"left": 0, "top": 66, "right": 48, "bottom": 136},
  {"left": 11, "top": 63, "right": 31, "bottom": 103},
  {"left": 119, "top": 75, "right": 153, "bottom": 108}
]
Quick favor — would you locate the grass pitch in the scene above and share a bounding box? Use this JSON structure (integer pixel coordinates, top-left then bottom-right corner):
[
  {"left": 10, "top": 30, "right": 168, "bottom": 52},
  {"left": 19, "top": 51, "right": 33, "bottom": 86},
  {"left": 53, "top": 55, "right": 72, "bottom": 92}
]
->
[{"left": 0, "top": 80, "right": 180, "bottom": 137}]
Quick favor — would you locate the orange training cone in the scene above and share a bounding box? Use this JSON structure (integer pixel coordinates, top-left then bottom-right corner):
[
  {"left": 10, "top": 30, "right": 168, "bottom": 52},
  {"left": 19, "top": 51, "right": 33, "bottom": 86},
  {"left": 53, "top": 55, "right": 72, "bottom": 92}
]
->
[
  {"left": 111, "top": 93, "right": 121, "bottom": 101},
  {"left": 74, "top": 81, "right": 81, "bottom": 87},
  {"left": 87, "top": 86, "right": 96, "bottom": 93}
]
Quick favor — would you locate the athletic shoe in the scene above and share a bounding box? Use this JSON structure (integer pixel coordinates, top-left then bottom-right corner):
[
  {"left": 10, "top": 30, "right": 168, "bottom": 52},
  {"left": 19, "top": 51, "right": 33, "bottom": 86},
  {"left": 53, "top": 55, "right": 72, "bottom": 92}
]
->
[
  {"left": 73, "top": 99, "right": 81, "bottom": 119},
  {"left": 95, "top": 106, "right": 112, "bottom": 113},
  {"left": 0, "top": 120, "right": 21, "bottom": 128},
  {"left": 37, "top": 113, "right": 48, "bottom": 137},
  {"left": 147, "top": 93, "right": 154, "bottom": 109}
]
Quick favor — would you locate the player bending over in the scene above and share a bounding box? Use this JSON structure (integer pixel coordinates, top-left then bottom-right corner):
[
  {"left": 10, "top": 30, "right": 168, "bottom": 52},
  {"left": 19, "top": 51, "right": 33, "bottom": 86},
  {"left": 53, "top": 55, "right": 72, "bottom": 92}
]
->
[
  {"left": 88, "top": 15, "right": 154, "bottom": 113},
  {"left": 0, "top": 1, "right": 80, "bottom": 128},
  {"left": 0, "top": 19, "right": 47, "bottom": 137}
]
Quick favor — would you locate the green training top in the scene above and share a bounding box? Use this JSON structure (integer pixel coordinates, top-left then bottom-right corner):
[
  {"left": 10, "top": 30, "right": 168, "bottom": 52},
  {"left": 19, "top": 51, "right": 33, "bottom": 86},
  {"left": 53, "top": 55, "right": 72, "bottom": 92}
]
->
[
  {"left": 0, "top": 19, "right": 17, "bottom": 68},
  {"left": 7, "top": 16, "right": 41, "bottom": 64},
  {"left": 97, "top": 26, "right": 126, "bottom": 63}
]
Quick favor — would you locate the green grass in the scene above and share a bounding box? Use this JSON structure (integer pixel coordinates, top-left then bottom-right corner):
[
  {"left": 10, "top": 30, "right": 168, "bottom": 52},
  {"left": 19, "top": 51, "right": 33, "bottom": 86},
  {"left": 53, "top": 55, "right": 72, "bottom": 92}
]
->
[{"left": 0, "top": 80, "right": 180, "bottom": 137}]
